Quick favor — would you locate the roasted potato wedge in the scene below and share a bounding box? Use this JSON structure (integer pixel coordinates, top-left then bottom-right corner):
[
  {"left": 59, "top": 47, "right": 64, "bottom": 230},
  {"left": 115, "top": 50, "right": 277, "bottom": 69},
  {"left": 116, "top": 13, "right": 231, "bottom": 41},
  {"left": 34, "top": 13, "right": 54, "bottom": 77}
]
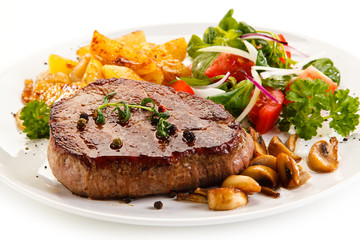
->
[
  {"left": 90, "top": 30, "right": 156, "bottom": 75},
  {"left": 101, "top": 65, "right": 143, "bottom": 81},
  {"left": 137, "top": 42, "right": 190, "bottom": 85},
  {"left": 48, "top": 54, "right": 78, "bottom": 75},
  {"left": 82, "top": 57, "right": 103, "bottom": 84},
  {"left": 161, "top": 37, "right": 188, "bottom": 61},
  {"left": 115, "top": 30, "right": 146, "bottom": 47}
]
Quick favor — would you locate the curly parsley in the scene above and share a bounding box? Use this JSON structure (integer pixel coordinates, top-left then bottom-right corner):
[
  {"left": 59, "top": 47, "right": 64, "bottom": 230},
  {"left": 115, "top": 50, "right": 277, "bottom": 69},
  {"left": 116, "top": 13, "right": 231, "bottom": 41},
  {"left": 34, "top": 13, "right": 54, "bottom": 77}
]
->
[
  {"left": 20, "top": 100, "right": 51, "bottom": 139},
  {"left": 279, "top": 79, "right": 360, "bottom": 140}
]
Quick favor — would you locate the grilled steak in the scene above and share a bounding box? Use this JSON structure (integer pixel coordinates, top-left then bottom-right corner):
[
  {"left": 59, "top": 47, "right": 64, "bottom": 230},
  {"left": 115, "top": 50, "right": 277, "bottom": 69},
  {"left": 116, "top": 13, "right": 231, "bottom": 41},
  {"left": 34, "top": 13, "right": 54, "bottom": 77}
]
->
[{"left": 48, "top": 78, "right": 254, "bottom": 199}]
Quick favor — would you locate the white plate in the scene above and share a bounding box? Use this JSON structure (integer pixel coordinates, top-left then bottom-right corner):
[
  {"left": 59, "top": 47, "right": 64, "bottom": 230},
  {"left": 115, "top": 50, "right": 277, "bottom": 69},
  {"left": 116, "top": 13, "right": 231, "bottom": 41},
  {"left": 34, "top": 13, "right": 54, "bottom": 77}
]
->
[{"left": 1, "top": 23, "right": 360, "bottom": 226}]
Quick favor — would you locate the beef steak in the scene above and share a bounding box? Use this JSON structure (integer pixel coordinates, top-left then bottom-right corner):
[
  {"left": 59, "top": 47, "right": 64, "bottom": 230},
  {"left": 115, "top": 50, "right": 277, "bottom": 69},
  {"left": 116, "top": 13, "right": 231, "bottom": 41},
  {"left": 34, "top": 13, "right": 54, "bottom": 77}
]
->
[{"left": 47, "top": 78, "right": 254, "bottom": 199}]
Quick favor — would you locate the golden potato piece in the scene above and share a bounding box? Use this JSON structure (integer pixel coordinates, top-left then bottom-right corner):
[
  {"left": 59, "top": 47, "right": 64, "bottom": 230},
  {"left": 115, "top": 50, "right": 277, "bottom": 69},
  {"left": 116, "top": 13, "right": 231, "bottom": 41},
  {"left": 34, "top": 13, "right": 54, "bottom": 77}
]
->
[
  {"left": 82, "top": 58, "right": 103, "bottom": 84},
  {"left": 102, "top": 65, "right": 143, "bottom": 81},
  {"left": 70, "top": 54, "right": 91, "bottom": 82},
  {"left": 115, "top": 30, "right": 146, "bottom": 47},
  {"left": 162, "top": 37, "right": 187, "bottom": 61},
  {"left": 76, "top": 45, "right": 91, "bottom": 58},
  {"left": 90, "top": 30, "right": 156, "bottom": 75},
  {"left": 28, "top": 80, "right": 81, "bottom": 105},
  {"left": 22, "top": 79, "right": 34, "bottom": 103},
  {"left": 48, "top": 54, "right": 78, "bottom": 75},
  {"left": 138, "top": 42, "right": 190, "bottom": 85},
  {"left": 140, "top": 68, "right": 164, "bottom": 85}
]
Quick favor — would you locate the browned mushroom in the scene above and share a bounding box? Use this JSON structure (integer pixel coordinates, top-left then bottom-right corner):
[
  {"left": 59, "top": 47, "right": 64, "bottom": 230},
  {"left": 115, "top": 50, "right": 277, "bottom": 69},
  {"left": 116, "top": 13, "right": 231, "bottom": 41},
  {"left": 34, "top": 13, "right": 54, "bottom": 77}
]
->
[
  {"left": 249, "top": 155, "right": 277, "bottom": 170},
  {"left": 240, "top": 165, "right": 278, "bottom": 188},
  {"left": 285, "top": 134, "right": 298, "bottom": 152},
  {"left": 287, "top": 165, "right": 311, "bottom": 188},
  {"left": 277, "top": 153, "right": 311, "bottom": 188},
  {"left": 307, "top": 137, "right": 339, "bottom": 173},
  {"left": 207, "top": 188, "right": 248, "bottom": 211},
  {"left": 276, "top": 153, "right": 301, "bottom": 188},
  {"left": 176, "top": 193, "right": 207, "bottom": 203},
  {"left": 222, "top": 175, "right": 262, "bottom": 194},
  {"left": 261, "top": 186, "right": 280, "bottom": 198},
  {"left": 194, "top": 187, "right": 208, "bottom": 196},
  {"left": 268, "top": 136, "right": 302, "bottom": 162},
  {"left": 248, "top": 127, "right": 267, "bottom": 156}
]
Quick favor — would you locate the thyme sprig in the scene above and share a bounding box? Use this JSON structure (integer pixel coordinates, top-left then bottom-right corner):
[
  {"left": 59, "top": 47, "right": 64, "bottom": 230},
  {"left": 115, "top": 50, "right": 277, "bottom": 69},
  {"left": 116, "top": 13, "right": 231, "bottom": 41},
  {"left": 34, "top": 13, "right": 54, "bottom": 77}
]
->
[{"left": 95, "top": 92, "right": 174, "bottom": 139}]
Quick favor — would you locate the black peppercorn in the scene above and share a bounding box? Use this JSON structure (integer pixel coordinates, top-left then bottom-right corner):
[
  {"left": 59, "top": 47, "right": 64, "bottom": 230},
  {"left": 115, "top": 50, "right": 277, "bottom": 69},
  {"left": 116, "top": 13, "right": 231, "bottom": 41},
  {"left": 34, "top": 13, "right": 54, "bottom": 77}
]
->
[
  {"left": 123, "top": 197, "right": 132, "bottom": 204},
  {"left": 183, "top": 129, "right": 196, "bottom": 143},
  {"left": 80, "top": 112, "right": 89, "bottom": 121},
  {"left": 110, "top": 138, "right": 123, "bottom": 149},
  {"left": 77, "top": 118, "right": 87, "bottom": 129},
  {"left": 168, "top": 191, "right": 177, "bottom": 198},
  {"left": 154, "top": 201, "right": 163, "bottom": 209},
  {"left": 168, "top": 124, "right": 177, "bottom": 135}
]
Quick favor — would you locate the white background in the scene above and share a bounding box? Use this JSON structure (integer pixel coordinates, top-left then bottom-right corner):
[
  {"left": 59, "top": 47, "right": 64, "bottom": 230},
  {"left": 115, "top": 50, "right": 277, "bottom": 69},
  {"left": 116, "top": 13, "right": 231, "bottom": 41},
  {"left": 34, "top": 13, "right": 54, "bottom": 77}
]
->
[{"left": 1, "top": 0, "right": 359, "bottom": 239}]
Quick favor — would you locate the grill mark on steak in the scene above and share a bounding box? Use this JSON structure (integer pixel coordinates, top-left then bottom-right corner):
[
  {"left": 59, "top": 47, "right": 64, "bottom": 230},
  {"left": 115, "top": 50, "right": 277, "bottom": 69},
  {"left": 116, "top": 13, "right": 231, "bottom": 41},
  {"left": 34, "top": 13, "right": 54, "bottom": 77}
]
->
[{"left": 48, "top": 78, "right": 254, "bottom": 199}]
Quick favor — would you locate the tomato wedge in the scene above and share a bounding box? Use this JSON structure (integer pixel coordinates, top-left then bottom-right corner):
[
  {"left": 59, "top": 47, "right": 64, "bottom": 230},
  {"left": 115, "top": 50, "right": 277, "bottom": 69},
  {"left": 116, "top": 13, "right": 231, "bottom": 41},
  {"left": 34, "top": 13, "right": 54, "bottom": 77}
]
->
[
  {"left": 284, "top": 65, "right": 338, "bottom": 105},
  {"left": 248, "top": 87, "right": 284, "bottom": 134},
  {"left": 205, "top": 52, "right": 254, "bottom": 82},
  {"left": 168, "top": 80, "right": 194, "bottom": 95}
]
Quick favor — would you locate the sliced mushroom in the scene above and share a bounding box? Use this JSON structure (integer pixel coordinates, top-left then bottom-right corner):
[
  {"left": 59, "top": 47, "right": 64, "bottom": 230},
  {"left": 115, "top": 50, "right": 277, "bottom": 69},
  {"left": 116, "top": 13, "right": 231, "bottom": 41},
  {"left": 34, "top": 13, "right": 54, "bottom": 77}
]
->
[
  {"left": 240, "top": 165, "right": 278, "bottom": 188},
  {"left": 260, "top": 186, "right": 280, "bottom": 198},
  {"left": 194, "top": 187, "right": 208, "bottom": 196},
  {"left": 307, "top": 137, "right": 339, "bottom": 173},
  {"left": 287, "top": 165, "right": 311, "bottom": 188},
  {"left": 222, "top": 175, "right": 261, "bottom": 194},
  {"left": 207, "top": 188, "right": 248, "bottom": 211},
  {"left": 276, "top": 153, "right": 301, "bottom": 188},
  {"left": 285, "top": 134, "right": 298, "bottom": 152},
  {"left": 248, "top": 127, "right": 267, "bottom": 156},
  {"left": 268, "top": 136, "right": 302, "bottom": 162},
  {"left": 176, "top": 193, "right": 207, "bottom": 203},
  {"left": 249, "top": 155, "right": 277, "bottom": 170}
]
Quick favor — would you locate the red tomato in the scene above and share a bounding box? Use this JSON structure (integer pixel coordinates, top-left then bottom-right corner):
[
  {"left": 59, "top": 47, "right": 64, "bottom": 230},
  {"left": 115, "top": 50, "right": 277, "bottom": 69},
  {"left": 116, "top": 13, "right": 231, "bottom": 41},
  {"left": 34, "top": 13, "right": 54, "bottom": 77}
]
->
[
  {"left": 205, "top": 52, "right": 254, "bottom": 82},
  {"left": 169, "top": 80, "right": 194, "bottom": 95},
  {"left": 248, "top": 87, "right": 284, "bottom": 134},
  {"left": 278, "top": 34, "right": 291, "bottom": 65}
]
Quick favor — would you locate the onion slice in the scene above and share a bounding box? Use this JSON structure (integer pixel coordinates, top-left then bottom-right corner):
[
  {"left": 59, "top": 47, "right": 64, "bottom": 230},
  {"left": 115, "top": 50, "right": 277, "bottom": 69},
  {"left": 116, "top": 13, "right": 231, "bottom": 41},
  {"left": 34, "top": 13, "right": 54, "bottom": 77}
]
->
[
  {"left": 243, "top": 40, "right": 258, "bottom": 63},
  {"left": 192, "top": 72, "right": 230, "bottom": 89},
  {"left": 198, "top": 46, "right": 252, "bottom": 61},
  {"left": 241, "top": 33, "right": 308, "bottom": 58},
  {"left": 235, "top": 69, "right": 261, "bottom": 123},
  {"left": 252, "top": 66, "right": 303, "bottom": 79},
  {"left": 245, "top": 73, "right": 279, "bottom": 104},
  {"left": 241, "top": 33, "right": 288, "bottom": 45},
  {"left": 192, "top": 87, "right": 225, "bottom": 98}
]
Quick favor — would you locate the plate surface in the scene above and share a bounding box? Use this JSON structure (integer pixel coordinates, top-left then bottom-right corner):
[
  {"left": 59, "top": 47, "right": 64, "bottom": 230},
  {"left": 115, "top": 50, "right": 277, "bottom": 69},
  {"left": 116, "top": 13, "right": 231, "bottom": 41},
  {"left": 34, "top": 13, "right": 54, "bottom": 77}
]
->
[{"left": 0, "top": 23, "right": 360, "bottom": 226}]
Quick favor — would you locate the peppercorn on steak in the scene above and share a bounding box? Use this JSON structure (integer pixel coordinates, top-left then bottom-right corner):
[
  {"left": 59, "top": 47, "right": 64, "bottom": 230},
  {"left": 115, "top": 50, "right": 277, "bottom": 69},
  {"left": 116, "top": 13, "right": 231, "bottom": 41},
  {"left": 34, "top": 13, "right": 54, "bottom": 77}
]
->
[{"left": 48, "top": 78, "right": 254, "bottom": 199}]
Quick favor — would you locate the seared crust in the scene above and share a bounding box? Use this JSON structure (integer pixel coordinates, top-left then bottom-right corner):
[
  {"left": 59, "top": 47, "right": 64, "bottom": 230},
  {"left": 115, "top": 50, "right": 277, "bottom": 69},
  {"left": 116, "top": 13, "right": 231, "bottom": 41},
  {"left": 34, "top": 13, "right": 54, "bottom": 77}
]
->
[{"left": 47, "top": 78, "right": 254, "bottom": 199}]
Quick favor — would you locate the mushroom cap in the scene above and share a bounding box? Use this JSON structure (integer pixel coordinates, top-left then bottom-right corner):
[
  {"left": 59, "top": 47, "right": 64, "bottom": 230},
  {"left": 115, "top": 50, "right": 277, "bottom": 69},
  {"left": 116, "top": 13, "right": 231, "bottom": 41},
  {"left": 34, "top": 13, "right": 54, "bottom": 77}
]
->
[{"left": 308, "top": 137, "right": 338, "bottom": 173}]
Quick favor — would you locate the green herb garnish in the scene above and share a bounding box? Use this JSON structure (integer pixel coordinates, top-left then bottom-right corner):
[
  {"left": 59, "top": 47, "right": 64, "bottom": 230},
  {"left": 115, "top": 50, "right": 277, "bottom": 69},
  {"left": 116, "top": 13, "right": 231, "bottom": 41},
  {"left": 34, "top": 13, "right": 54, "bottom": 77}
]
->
[
  {"left": 95, "top": 92, "right": 174, "bottom": 139},
  {"left": 20, "top": 100, "right": 51, "bottom": 139},
  {"left": 279, "top": 79, "right": 360, "bottom": 140}
]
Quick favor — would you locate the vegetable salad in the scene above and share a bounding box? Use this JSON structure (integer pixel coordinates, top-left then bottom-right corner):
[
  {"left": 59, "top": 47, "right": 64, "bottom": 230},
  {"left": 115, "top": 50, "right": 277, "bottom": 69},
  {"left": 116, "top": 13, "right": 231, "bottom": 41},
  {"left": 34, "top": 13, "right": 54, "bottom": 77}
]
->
[{"left": 180, "top": 9, "right": 359, "bottom": 140}]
